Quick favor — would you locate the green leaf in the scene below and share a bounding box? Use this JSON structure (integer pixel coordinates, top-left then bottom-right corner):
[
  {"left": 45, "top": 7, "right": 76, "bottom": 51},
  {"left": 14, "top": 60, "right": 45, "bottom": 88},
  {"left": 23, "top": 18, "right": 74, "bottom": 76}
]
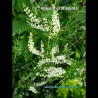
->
[
  {"left": 81, "top": 46, "right": 86, "bottom": 55},
  {"left": 12, "top": 19, "right": 30, "bottom": 36},
  {"left": 72, "top": 0, "right": 79, "bottom": 6},
  {"left": 12, "top": 0, "right": 16, "bottom": 8},
  {"left": 83, "top": 40, "right": 86, "bottom": 45},
  {"left": 16, "top": 0, "right": 24, "bottom": 12},
  {"left": 57, "top": 88, "right": 69, "bottom": 98},
  {"left": 16, "top": 0, "right": 32, "bottom": 12},
  {"left": 75, "top": 51, "right": 81, "bottom": 59}
]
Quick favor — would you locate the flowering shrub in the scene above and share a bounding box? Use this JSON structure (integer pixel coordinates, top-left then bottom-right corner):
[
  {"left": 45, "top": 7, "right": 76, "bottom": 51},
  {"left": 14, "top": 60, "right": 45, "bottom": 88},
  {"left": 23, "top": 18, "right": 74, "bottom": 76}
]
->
[{"left": 12, "top": 0, "right": 86, "bottom": 98}]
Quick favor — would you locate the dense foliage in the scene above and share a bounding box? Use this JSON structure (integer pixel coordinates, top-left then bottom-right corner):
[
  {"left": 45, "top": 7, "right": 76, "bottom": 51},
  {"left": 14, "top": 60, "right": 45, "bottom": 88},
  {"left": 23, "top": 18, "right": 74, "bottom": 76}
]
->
[{"left": 12, "top": 0, "right": 86, "bottom": 98}]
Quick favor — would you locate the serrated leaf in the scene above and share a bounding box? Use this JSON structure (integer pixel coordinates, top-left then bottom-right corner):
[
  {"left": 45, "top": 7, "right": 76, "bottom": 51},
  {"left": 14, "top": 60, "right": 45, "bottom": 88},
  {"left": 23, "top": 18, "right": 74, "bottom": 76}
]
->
[{"left": 12, "top": 20, "right": 30, "bottom": 36}]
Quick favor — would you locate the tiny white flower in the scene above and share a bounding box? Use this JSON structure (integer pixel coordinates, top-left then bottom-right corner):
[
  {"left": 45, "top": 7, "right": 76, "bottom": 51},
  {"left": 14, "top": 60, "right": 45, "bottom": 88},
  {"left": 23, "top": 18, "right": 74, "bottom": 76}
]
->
[
  {"left": 78, "top": 81, "right": 83, "bottom": 86},
  {"left": 52, "top": 7, "right": 60, "bottom": 36},
  {"left": 28, "top": 13, "right": 33, "bottom": 18}
]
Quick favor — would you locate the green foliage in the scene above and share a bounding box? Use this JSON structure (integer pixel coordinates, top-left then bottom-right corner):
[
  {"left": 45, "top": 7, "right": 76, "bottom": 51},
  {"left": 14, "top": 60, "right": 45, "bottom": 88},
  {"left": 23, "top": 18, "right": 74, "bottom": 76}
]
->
[
  {"left": 12, "top": 20, "right": 30, "bottom": 36},
  {"left": 75, "top": 50, "right": 81, "bottom": 59},
  {"left": 56, "top": 59, "right": 86, "bottom": 98},
  {"left": 12, "top": 0, "right": 86, "bottom": 98}
]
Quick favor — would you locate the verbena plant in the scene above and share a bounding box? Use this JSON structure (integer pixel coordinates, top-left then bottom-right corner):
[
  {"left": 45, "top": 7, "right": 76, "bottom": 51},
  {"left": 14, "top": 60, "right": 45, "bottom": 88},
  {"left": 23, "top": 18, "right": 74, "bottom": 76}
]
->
[{"left": 12, "top": 0, "right": 86, "bottom": 98}]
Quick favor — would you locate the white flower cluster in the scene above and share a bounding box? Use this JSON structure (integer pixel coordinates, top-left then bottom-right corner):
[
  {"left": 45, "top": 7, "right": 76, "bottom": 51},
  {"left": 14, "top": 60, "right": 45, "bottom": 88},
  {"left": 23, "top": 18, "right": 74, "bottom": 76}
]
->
[
  {"left": 34, "top": 66, "right": 66, "bottom": 86},
  {"left": 37, "top": 58, "right": 50, "bottom": 66},
  {"left": 78, "top": 81, "right": 83, "bottom": 86},
  {"left": 28, "top": 33, "right": 71, "bottom": 66},
  {"left": 52, "top": 5, "right": 60, "bottom": 36},
  {"left": 29, "top": 86, "right": 38, "bottom": 93},
  {"left": 51, "top": 55, "right": 72, "bottom": 65},
  {"left": 50, "top": 44, "right": 71, "bottom": 65},
  {"left": 28, "top": 32, "right": 41, "bottom": 55},
  {"left": 44, "top": 67, "right": 66, "bottom": 78},
  {"left": 75, "top": 67, "right": 86, "bottom": 87},
  {"left": 37, "top": 54, "right": 71, "bottom": 67},
  {"left": 28, "top": 41, "right": 71, "bottom": 66},
  {"left": 50, "top": 45, "right": 59, "bottom": 57},
  {"left": 41, "top": 41, "right": 45, "bottom": 59},
  {"left": 28, "top": 33, "right": 46, "bottom": 58},
  {"left": 77, "top": 78, "right": 86, "bottom": 87},
  {"left": 23, "top": 4, "right": 61, "bottom": 36},
  {"left": 22, "top": 4, "right": 50, "bottom": 32},
  {"left": 36, "top": 81, "right": 47, "bottom": 87},
  {"left": 28, "top": 32, "right": 71, "bottom": 66}
]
